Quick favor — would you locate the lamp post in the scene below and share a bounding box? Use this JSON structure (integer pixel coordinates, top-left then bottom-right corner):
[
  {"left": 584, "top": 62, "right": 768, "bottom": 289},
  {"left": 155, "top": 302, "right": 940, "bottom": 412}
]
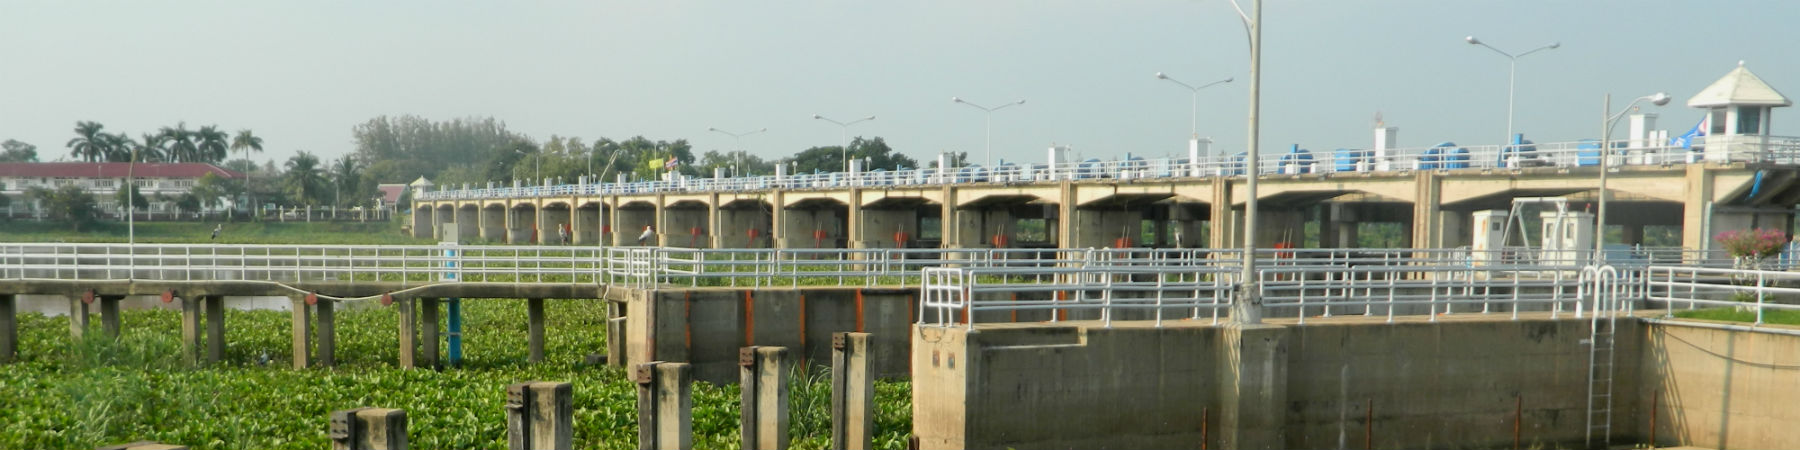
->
[
  {"left": 812, "top": 115, "right": 874, "bottom": 173},
  {"left": 1465, "top": 36, "right": 1560, "bottom": 162},
  {"left": 1595, "top": 92, "right": 1670, "bottom": 264},
  {"left": 708, "top": 127, "right": 767, "bottom": 177},
  {"left": 1224, "top": 0, "right": 1263, "bottom": 324},
  {"left": 951, "top": 97, "right": 1026, "bottom": 168},
  {"left": 514, "top": 148, "right": 540, "bottom": 186},
  {"left": 1154, "top": 72, "right": 1233, "bottom": 140}
]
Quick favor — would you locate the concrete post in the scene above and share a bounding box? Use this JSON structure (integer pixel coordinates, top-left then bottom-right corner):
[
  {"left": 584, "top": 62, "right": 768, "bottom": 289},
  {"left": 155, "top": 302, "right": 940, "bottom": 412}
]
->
[
  {"left": 97, "top": 441, "right": 189, "bottom": 450},
  {"left": 528, "top": 298, "right": 546, "bottom": 363},
  {"left": 205, "top": 296, "right": 225, "bottom": 364},
  {"left": 607, "top": 301, "right": 627, "bottom": 368},
  {"left": 831, "top": 332, "right": 873, "bottom": 450},
  {"left": 739, "top": 346, "right": 791, "bottom": 450},
  {"left": 318, "top": 298, "right": 337, "bottom": 367},
  {"left": 398, "top": 298, "right": 417, "bottom": 369},
  {"left": 0, "top": 294, "right": 14, "bottom": 364},
  {"left": 68, "top": 295, "right": 89, "bottom": 340},
  {"left": 421, "top": 298, "right": 440, "bottom": 369},
  {"left": 180, "top": 296, "right": 201, "bottom": 365},
  {"left": 1216, "top": 323, "right": 1288, "bottom": 450},
  {"left": 291, "top": 296, "right": 312, "bottom": 369},
  {"left": 635, "top": 361, "right": 693, "bottom": 450},
  {"left": 329, "top": 407, "right": 409, "bottom": 450},
  {"left": 99, "top": 296, "right": 122, "bottom": 339},
  {"left": 506, "top": 381, "right": 574, "bottom": 450}
]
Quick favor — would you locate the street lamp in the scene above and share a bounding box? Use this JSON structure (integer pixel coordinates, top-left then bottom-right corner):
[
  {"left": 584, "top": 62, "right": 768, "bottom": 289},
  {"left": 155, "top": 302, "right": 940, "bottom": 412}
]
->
[
  {"left": 514, "top": 148, "right": 540, "bottom": 187},
  {"left": 812, "top": 115, "right": 875, "bottom": 172},
  {"left": 1225, "top": 0, "right": 1263, "bottom": 324},
  {"left": 1465, "top": 36, "right": 1560, "bottom": 162},
  {"left": 951, "top": 97, "right": 1026, "bottom": 168},
  {"left": 708, "top": 127, "right": 767, "bottom": 177},
  {"left": 1595, "top": 92, "right": 1670, "bottom": 264},
  {"left": 1154, "top": 72, "right": 1233, "bottom": 140}
]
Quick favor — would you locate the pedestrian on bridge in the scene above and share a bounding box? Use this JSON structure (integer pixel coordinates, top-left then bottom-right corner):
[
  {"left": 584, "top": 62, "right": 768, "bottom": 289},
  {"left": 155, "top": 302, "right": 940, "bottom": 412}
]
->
[{"left": 638, "top": 225, "right": 654, "bottom": 246}]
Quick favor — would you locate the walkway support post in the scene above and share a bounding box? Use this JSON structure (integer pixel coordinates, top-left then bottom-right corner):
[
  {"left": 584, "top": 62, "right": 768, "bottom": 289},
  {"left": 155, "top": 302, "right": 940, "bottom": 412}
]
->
[
  {"left": 329, "top": 407, "right": 408, "bottom": 450},
  {"left": 0, "top": 294, "right": 15, "bottom": 364},
  {"left": 205, "top": 296, "right": 225, "bottom": 364},
  {"left": 421, "top": 298, "right": 440, "bottom": 369},
  {"left": 636, "top": 361, "right": 693, "bottom": 450},
  {"left": 740, "top": 346, "right": 791, "bottom": 450},
  {"left": 99, "top": 295, "right": 122, "bottom": 339},
  {"left": 506, "top": 381, "right": 573, "bottom": 450},
  {"left": 318, "top": 298, "right": 337, "bottom": 367},
  {"left": 181, "top": 296, "right": 201, "bottom": 365},
  {"left": 291, "top": 296, "right": 312, "bottom": 369},
  {"left": 397, "top": 298, "right": 417, "bottom": 369},
  {"left": 528, "top": 298, "right": 546, "bottom": 363},
  {"left": 832, "top": 332, "right": 873, "bottom": 450},
  {"left": 68, "top": 294, "right": 90, "bottom": 340}
]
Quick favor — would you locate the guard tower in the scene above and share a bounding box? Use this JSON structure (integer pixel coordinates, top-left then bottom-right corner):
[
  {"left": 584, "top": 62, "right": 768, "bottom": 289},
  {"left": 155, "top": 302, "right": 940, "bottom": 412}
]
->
[{"left": 1689, "top": 62, "right": 1791, "bottom": 162}]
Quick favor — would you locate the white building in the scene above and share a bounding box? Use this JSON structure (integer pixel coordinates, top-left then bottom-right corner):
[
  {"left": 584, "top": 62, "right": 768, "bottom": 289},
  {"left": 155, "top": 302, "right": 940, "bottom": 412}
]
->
[{"left": 0, "top": 162, "right": 246, "bottom": 218}]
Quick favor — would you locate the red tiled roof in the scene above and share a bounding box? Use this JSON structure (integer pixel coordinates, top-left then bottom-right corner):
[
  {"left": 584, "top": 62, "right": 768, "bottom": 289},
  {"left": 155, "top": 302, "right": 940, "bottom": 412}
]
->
[
  {"left": 0, "top": 162, "right": 245, "bottom": 179},
  {"left": 376, "top": 184, "right": 406, "bottom": 203}
]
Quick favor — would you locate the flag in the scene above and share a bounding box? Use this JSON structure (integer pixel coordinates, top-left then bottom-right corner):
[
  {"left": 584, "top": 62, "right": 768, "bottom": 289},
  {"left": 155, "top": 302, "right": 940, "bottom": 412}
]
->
[
  {"left": 664, "top": 156, "right": 679, "bottom": 170},
  {"left": 1670, "top": 115, "right": 1708, "bottom": 149}
]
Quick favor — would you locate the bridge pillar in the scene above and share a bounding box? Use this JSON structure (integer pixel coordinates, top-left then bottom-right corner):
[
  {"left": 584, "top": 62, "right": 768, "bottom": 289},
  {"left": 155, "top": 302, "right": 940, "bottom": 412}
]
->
[
  {"left": 0, "top": 294, "right": 15, "bottom": 364},
  {"left": 456, "top": 206, "right": 479, "bottom": 242},
  {"left": 99, "top": 295, "right": 122, "bottom": 339},
  {"left": 67, "top": 296, "right": 89, "bottom": 341},
  {"left": 398, "top": 298, "right": 417, "bottom": 369},
  {"left": 411, "top": 206, "right": 432, "bottom": 239},
  {"left": 617, "top": 203, "right": 658, "bottom": 246},
  {"left": 480, "top": 205, "right": 505, "bottom": 242},
  {"left": 421, "top": 298, "right": 440, "bottom": 369},
  {"left": 1209, "top": 178, "right": 1240, "bottom": 249},
  {"left": 1411, "top": 172, "right": 1445, "bottom": 251},
  {"left": 574, "top": 203, "right": 602, "bottom": 245},
  {"left": 434, "top": 206, "right": 454, "bottom": 240},
  {"left": 528, "top": 298, "right": 546, "bottom": 363},
  {"left": 318, "top": 298, "right": 337, "bottom": 367},
  {"left": 664, "top": 202, "right": 711, "bottom": 248},
  {"left": 719, "top": 201, "right": 775, "bottom": 248},
  {"left": 181, "top": 296, "right": 202, "bottom": 365},
  {"left": 291, "top": 296, "right": 312, "bottom": 369},
  {"left": 540, "top": 205, "right": 570, "bottom": 245},
  {"left": 506, "top": 203, "right": 538, "bottom": 244},
  {"left": 205, "top": 296, "right": 226, "bottom": 364}
]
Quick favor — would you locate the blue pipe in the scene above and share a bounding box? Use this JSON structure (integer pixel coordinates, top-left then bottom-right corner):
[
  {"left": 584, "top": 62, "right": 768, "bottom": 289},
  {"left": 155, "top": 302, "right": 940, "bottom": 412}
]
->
[{"left": 1749, "top": 170, "right": 1767, "bottom": 198}]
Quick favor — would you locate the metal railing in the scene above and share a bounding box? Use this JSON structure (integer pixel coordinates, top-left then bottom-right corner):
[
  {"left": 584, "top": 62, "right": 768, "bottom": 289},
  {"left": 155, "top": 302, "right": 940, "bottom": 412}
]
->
[
  {"left": 1647, "top": 265, "right": 1800, "bottom": 325},
  {"left": 417, "top": 135, "right": 1800, "bottom": 201},
  {"left": 919, "top": 265, "right": 1238, "bottom": 330}
]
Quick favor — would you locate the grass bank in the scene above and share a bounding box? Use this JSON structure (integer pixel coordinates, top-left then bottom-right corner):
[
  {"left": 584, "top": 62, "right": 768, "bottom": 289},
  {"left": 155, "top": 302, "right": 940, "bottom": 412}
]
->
[
  {"left": 0, "top": 299, "right": 911, "bottom": 449},
  {"left": 0, "top": 219, "right": 427, "bottom": 245},
  {"left": 1671, "top": 306, "right": 1800, "bottom": 325}
]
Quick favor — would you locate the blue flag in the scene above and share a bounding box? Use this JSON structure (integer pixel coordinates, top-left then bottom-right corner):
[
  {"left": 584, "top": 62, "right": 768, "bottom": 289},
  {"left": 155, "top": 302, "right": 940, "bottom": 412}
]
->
[{"left": 1670, "top": 115, "right": 1708, "bottom": 149}]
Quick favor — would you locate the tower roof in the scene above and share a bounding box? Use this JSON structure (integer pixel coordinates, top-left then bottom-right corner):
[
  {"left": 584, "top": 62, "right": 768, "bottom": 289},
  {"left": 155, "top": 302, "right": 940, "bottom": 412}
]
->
[
  {"left": 1688, "top": 62, "right": 1791, "bottom": 108},
  {"left": 409, "top": 176, "right": 435, "bottom": 187}
]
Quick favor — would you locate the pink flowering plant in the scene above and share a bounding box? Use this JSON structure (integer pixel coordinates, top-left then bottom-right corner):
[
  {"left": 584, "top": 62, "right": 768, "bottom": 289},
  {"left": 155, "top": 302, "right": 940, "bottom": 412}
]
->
[{"left": 1714, "top": 228, "right": 1788, "bottom": 260}]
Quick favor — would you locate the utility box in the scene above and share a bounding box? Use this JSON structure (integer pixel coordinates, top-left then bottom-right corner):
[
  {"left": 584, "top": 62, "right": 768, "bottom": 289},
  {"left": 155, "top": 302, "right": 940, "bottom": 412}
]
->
[
  {"left": 1539, "top": 211, "right": 1595, "bottom": 266},
  {"left": 1470, "top": 210, "right": 1508, "bottom": 266}
]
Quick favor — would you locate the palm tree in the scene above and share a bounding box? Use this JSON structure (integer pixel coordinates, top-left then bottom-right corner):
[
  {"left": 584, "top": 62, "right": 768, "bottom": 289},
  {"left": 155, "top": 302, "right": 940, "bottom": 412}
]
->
[
  {"left": 231, "top": 130, "right": 265, "bottom": 218},
  {"left": 66, "top": 121, "right": 109, "bottom": 162},
  {"left": 136, "top": 133, "right": 167, "bottom": 163},
  {"left": 283, "top": 151, "right": 327, "bottom": 206},
  {"left": 102, "top": 133, "right": 136, "bottom": 162},
  {"left": 331, "top": 155, "right": 362, "bottom": 209},
  {"left": 159, "top": 123, "right": 196, "bottom": 163},
  {"left": 196, "top": 125, "right": 229, "bottom": 163}
]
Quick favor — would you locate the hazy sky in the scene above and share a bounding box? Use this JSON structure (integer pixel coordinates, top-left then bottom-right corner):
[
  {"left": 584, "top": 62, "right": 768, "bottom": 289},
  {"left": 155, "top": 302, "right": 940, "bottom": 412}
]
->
[{"left": 3, "top": 1, "right": 1796, "bottom": 173}]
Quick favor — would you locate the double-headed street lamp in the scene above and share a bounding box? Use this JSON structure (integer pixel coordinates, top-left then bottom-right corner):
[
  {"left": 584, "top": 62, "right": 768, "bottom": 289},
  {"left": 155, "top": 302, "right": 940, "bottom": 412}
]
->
[
  {"left": 1595, "top": 92, "right": 1670, "bottom": 263},
  {"left": 708, "top": 127, "right": 767, "bottom": 177},
  {"left": 812, "top": 115, "right": 875, "bottom": 173},
  {"left": 514, "top": 148, "right": 540, "bottom": 186},
  {"left": 1154, "top": 72, "right": 1233, "bottom": 140},
  {"left": 1465, "top": 36, "right": 1560, "bottom": 161},
  {"left": 951, "top": 97, "right": 1026, "bottom": 168}
]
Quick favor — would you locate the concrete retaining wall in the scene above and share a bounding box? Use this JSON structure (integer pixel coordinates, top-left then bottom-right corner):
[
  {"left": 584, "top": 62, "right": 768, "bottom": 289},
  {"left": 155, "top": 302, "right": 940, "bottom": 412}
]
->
[
  {"left": 624, "top": 287, "right": 915, "bottom": 383},
  {"left": 1636, "top": 320, "right": 1800, "bottom": 449}
]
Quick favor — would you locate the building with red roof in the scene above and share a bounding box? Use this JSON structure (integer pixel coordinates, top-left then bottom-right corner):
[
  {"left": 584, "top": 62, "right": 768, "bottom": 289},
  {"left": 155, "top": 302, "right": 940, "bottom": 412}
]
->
[{"left": 0, "top": 162, "right": 246, "bottom": 218}]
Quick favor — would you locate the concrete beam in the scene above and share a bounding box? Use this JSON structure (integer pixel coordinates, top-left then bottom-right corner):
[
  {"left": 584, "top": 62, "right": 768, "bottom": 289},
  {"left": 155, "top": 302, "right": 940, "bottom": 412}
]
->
[
  {"left": 506, "top": 381, "right": 573, "bottom": 450},
  {"left": 832, "top": 332, "right": 873, "bottom": 450},
  {"left": 635, "top": 361, "right": 693, "bottom": 450},
  {"left": 740, "top": 346, "right": 791, "bottom": 450}
]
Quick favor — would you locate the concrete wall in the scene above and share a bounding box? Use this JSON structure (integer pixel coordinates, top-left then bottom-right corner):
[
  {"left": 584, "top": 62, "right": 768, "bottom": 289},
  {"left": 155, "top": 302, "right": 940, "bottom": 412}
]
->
[
  {"left": 912, "top": 316, "right": 1639, "bottom": 450},
  {"left": 624, "top": 287, "right": 914, "bottom": 384},
  {"left": 663, "top": 206, "right": 709, "bottom": 248},
  {"left": 857, "top": 208, "right": 919, "bottom": 249},
  {"left": 783, "top": 208, "right": 847, "bottom": 249},
  {"left": 1635, "top": 321, "right": 1800, "bottom": 449}
]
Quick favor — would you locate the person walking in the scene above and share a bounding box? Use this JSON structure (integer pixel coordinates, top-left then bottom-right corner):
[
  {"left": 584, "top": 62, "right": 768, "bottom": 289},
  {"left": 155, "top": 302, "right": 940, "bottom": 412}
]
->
[
  {"left": 557, "top": 224, "right": 569, "bottom": 245},
  {"left": 637, "top": 225, "right": 655, "bottom": 246}
]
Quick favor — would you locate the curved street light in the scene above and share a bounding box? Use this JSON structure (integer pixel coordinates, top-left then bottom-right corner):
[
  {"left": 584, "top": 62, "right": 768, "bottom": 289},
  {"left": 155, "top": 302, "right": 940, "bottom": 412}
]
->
[
  {"left": 707, "top": 127, "right": 767, "bottom": 177},
  {"left": 950, "top": 97, "right": 1027, "bottom": 168},
  {"left": 1595, "top": 92, "right": 1670, "bottom": 263},
  {"left": 1154, "top": 72, "right": 1233, "bottom": 139},
  {"left": 1466, "top": 36, "right": 1561, "bottom": 161},
  {"left": 812, "top": 115, "right": 875, "bottom": 173}
]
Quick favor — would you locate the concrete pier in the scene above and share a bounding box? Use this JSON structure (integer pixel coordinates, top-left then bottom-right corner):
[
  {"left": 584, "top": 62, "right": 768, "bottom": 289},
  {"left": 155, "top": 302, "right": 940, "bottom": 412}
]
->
[
  {"left": 635, "top": 361, "right": 693, "bottom": 450},
  {"left": 421, "top": 298, "right": 440, "bottom": 369},
  {"left": 1216, "top": 323, "right": 1288, "bottom": 450},
  {"left": 68, "top": 295, "right": 89, "bottom": 340},
  {"left": 291, "top": 296, "right": 312, "bottom": 369},
  {"left": 739, "top": 346, "right": 790, "bottom": 450},
  {"left": 99, "top": 295, "right": 122, "bottom": 339},
  {"left": 506, "top": 381, "right": 573, "bottom": 450},
  {"left": 832, "top": 332, "right": 873, "bottom": 450},
  {"left": 0, "top": 294, "right": 15, "bottom": 364},
  {"left": 398, "top": 298, "right": 417, "bottom": 369},
  {"left": 329, "top": 407, "right": 408, "bottom": 450},
  {"left": 528, "top": 298, "right": 545, "bottom": 363},
  {"left": 204, "top": 296, "right": 224, "bottom": 364},
  {"left": 180, "top": 296, "right": 201, "bottom": 365},
  {"left": 318, "top": 298, "right": 337, "bottom": 367}
]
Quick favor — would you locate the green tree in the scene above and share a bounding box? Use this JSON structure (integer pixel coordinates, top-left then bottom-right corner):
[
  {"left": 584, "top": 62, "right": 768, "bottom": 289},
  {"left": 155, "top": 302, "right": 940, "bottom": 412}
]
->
[
  {"left": 102, "top": 133, "right": 135, "bottom": 162},
  {"left": 283, "top": 151, "right": 328, "bottom": 206},
  {"left": 173, "top": 193, "right": 202, "bottom": 216},
  {"left": 230, "top": 129, "right": 265, "bottom": 216},
  {"left": 330, "top": 155, "right": 364, "bottom": 208},
  {"left": 783, "top": 136, "right": 916, "bottom": 174},
  {"left": 0, "top": 139, "right": 38, "bottom": 162},
  {"left": 114, "top": 183, "right": 148, "bottom": 214},
  {"left": 190, "top": 172, "right": 241, "bottom": 218},
  {"left": 134, "top": 133, "right": 166, "bottom": 163},
  {"left": 196, "top": 125, "right": 230, "bottom": 163},
  {"left": 30, "top": 184, "right": 99, "bottom": 231},
  {"left": 66, "top": 121, "right": 110, "bottom": 162},
  {"left": 159, "top": 123, "right": 197, "bottom": 163}
]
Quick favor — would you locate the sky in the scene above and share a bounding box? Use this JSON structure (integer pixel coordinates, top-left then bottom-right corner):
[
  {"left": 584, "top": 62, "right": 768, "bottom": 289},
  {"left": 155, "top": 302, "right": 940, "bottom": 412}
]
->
[{"left": 3, "top": 1, "right": 1797, "bottom": 174}]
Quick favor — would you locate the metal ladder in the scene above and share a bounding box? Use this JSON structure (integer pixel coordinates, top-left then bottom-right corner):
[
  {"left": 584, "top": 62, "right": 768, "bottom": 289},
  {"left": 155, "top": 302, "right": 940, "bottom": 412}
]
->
[{"left": 1584, "top": 266, "right": 1619, "bottom": 448}]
